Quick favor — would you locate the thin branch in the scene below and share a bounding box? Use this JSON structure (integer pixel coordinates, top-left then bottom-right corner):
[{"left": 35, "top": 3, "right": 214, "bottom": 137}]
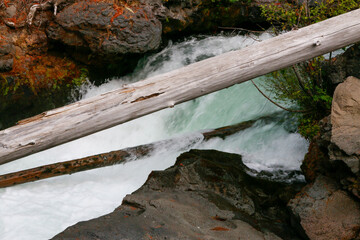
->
[
  {"left": 292, "top": 64, "right": 314, "bottom": 98},
  {"left": 328, "top": 51, "right": 333, "bottom": 66},
  {"left": 246, "top": 33, "right": 262, "bottom": 42},
  {"left": 251, "top": 80, "right": 312, "bottom": 113},
  {"left": 218, "top": 26, "right": 265, "bottom": 33}
]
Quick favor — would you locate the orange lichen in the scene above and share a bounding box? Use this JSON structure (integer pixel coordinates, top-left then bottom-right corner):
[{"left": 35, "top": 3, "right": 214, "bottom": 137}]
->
[
  {"left": 111, "top": 4, "right": 124, "bottom": 23},
  {"left": 3, "top": 0, "right": 9, "bottom": 8},
  {"left": 1, "top": 54, "right": 82, "bottom": 96},
  {"left": 210, "top": 227, "right": 230, "bottom": 231},
  {"left": 212, "top": 216, "right": 226, "bottom": 221}
]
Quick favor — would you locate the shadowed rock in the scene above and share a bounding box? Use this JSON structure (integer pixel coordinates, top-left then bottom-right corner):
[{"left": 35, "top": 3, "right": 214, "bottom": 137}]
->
[{"left": 52, "top": 149, "right": 304, "bottom": 240}]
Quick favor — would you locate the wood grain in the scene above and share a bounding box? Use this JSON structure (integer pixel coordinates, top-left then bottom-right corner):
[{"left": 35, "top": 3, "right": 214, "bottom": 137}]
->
[
  {"left": 1, "top": 9, "right": 360, "bottom": 164},
  {"left": 0, "top": 120, "right": 254, "bottom": 188}
]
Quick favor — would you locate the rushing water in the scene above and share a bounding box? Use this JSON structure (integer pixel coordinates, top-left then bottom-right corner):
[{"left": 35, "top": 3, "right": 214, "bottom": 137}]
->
[{"left": 0, "top": 33, "right": 309, "bottom": 240}]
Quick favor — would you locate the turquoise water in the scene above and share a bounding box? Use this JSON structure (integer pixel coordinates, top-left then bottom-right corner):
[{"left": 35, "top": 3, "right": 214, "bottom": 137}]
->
[{"left": 0, "top": 33, "right": 308, "bottom": 240}]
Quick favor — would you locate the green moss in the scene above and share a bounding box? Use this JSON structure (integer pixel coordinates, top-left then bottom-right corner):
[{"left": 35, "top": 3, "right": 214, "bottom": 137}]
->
[
  {"left": 260, "top": 0, "right": 360, "bottom": 31},
  {"left": 259, "top": 0, "right": 358, "bottom": 140}
]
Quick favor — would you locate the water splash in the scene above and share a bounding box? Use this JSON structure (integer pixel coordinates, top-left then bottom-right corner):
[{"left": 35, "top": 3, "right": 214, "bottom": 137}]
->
[{"left": 0, "top": 32, "right": 308, "bottom": 240}]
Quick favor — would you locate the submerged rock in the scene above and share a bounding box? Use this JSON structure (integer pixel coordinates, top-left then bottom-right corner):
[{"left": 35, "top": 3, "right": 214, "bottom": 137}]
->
[
  {"left": 288, "top": 175, "right": 360, "bottom": 240},
  {"left": 52, "top": 149, "right": 304, "bottom": 239}
]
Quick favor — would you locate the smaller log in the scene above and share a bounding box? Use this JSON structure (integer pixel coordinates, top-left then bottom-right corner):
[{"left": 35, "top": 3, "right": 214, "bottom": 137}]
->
[
  {"left": 0, "top": 150, "right": 130, "bottom": 188},
  {"left": 3, "top": 9, "right": 360, "bottom": 164},
  {"left": 0, "top": 120, "right": 255, "bottom": 188}
]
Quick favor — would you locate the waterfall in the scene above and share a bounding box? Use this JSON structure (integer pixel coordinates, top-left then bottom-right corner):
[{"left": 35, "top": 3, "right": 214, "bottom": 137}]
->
[{"left": 0, "top": 33, "right": 308, "bottom": 240}]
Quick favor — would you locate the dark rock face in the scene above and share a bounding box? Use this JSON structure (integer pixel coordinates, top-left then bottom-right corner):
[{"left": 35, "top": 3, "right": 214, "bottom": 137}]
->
[
  {"left": 288, "top": 175, "right": 360, "bottom": 240},
  {"left": 53, "top": 149, "right": 304, "bottom": 240},
  {"left": 323, "top": 43, "right": 360, "bottom": 86},
  {"left": 156, "top": 0, "right": 265, "bottom": 35},
  {"left": 0, "top": 39, "right": 14, "bottom": 72},
  {"left": 0, "top": 26, "right": 14, "bottom": 73},
  {"left": 47, "top": 1, "right": 162, "bottom": 64},
  {"left": 301, "top": 116, "right": 333, "bottom": 183}
]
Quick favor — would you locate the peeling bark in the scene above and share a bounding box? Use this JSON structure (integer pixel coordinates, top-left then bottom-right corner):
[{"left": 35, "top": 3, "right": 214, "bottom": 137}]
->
[{"left": 0, "top": 120, "right": 254, "bottom": 188}]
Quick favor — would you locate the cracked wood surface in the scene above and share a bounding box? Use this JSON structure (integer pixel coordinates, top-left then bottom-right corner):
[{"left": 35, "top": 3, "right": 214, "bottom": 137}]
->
[{"left": 1, "top": 9, "right": 360, "bottom": 164}]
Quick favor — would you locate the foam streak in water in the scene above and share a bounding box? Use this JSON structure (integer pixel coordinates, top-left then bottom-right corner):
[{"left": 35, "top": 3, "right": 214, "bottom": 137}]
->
[{"left": 0, "top": 32, "right": 308, "bottom": 240}]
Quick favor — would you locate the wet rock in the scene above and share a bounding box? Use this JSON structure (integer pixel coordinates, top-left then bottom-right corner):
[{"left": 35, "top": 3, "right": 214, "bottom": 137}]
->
[
  {"left": 0, "top": 36, "right": 14, "bottom": 72},
  {"left": 331, "top": 76, "right": 360, "bottom": 173},
  {"left": 288, "top": 175, "right": 360, "bottom": 240},
  {"left": 0, "top": 57, "right": 13, "bottom": 72},
  {"left": 301, "top": 141, "right": 330, "bottom": 183},
  {"left": 0, "top": 42, "right": 14, "bottom": 57},
  {"left": 52, "top": 149, "right": 304, "bottom": 240},
  {"left": 156, "top": 0, "right": 266, "bottom": 35},
  {"left": 323, "top": 44, "right": 360, "bottom": 85},
  {"left": 46, "top": 1, "right": 162, "bottom": 64}
]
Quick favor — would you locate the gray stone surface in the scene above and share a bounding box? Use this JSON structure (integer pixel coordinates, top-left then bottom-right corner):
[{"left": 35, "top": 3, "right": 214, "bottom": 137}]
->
[
  {"left": 324, "top": 44, "right": 360, "bottom": 85},
  {"left": 46, "top": 1, "right": 162, "bottom": 59},
  {"left": 52, "top": 149, "right": 304, "bottom": 240},
  {"left": 331, "top": 76, "right": 360, "bottom": 173},
  {"left": 0, "top": 57, "right": 13, "bottom": 72},
  {"left": 288, "top": 175, "right": 360, "bottom": 240}
]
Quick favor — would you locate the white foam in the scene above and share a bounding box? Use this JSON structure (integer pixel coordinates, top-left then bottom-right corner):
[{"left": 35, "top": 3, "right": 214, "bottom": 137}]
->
[{"left": 0, "top": 32, "right": 308, "bottom": 239}]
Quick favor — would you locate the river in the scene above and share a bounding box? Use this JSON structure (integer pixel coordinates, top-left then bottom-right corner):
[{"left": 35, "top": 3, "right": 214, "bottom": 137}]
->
[{"left": 0, "top": 32, "right": 308, "bottom": 239}]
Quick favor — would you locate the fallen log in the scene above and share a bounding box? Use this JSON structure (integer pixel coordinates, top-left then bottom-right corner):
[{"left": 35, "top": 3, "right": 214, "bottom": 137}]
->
[
  {"left": 1, "top": 9, "right": 360, "bottom": 164},
  {"left": 0, "top": 120, "right": 254, "bottom": 188}
]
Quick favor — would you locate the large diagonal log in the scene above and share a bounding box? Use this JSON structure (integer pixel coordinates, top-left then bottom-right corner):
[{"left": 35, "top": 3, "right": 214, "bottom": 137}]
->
[
  {"left": 0, "top": 121, "right": 254, "bottom": 188},
  {"left": 1, "top": 9, "right": 360, "bottom": 164}
]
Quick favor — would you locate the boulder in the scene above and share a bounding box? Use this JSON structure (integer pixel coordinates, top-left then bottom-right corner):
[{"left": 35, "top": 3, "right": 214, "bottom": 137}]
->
[
  {"left": 0, "top": 0, "right": 267, "bottom": 128},
  {"left": 46, "top": 1, "right": 162, "bottom": 64},
  {"left": 288, "top": 175, "right": 360, "bottom": 240},
  {"left": 157, "top": 0, "right": 265, "bottom": 35},
  {"left": 52, "top": 149, "right": 304, "bottom": 240},
  {"left": 331, "top": 76, "right": 360, "bottom": 173}
]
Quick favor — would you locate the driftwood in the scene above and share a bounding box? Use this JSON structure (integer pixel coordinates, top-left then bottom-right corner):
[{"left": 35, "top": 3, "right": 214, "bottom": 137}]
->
[
  {"left": 1, "top": 9, "right": 360, "bottom": 164},
  {"left": 27, "top": 0, "right": 57, "bottom": 26},
  {"left": 0, "top": 121, "right": 254, "bottom": 188}
]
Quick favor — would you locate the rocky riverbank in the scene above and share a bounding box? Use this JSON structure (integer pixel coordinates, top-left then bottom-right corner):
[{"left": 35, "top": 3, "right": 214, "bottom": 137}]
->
[
  {"left": 53, "top": 149, "right": 305, "bottom": 240},
  {"left": 52, "top": 50, "right": 360, "bottom": 239},
  {"left": 1, "top": 1, "right": 360, "bottom": 239}
]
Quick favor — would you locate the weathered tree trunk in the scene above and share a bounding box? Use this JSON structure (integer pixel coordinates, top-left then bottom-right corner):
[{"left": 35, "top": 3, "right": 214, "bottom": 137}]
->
[
  {"left": 1, "top": 9, "right": 360, "bottom": 164},
  {"left": 0, "top": 121, "right": 254, "bottom": 188}
]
